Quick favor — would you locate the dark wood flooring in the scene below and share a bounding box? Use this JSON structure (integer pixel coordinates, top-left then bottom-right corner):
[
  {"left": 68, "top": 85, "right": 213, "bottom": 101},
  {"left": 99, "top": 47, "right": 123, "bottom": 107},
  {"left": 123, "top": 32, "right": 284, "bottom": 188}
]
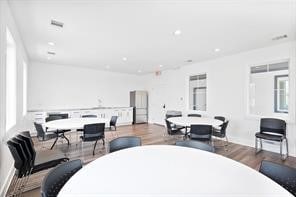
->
[{"left": 6, "top": 123, "right": 296, "bottom": 197}]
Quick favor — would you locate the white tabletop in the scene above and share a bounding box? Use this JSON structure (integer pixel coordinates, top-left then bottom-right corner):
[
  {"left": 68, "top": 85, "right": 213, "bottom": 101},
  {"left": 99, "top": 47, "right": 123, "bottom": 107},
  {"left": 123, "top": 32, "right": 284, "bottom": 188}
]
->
[
  {"left": 168, "top": 116, "right": 223, "bottom": 127},
  {"left": 44, "top": 118, "right": 109, "bottom": 130},
  {"left": 59, "top": 145, "right": 291, "bottom": 197}
]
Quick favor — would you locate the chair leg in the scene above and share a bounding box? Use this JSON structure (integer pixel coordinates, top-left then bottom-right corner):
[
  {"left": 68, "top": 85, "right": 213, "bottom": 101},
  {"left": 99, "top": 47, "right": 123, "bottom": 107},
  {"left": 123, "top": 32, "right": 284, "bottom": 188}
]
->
[
  {"left": 61, "top": 133, "right": 70, "bottom": 146},
  {"left": 93, "top": 140, "right": 98, "bottom": 155},
  {"left": 50, "top": 135, "right": 59, "bottom": 150},
  {"left": 286, "top": 139, "right": 289, "bottom": 158},
  {"left": 255, "top": 137, "right": 258, "bottom": 153},
  {"left": 280, "top": 140, "right": 283, "bottom": 159},
  {"left": 102, "top": 138, "right": 105, "bottom": 146}
]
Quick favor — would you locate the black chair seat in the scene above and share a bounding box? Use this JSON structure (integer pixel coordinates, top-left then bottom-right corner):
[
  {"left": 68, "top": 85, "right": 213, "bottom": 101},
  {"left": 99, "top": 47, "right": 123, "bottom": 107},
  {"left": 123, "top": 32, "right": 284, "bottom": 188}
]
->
[
  {"left": 255, "top": 132, "right": 285, "bottom": 142},
  {"left": 80, "top": 136, "right": 103, "bottom": 142},
  {"left": 212, "top": 130, "right": 225, "bottom": 138}
]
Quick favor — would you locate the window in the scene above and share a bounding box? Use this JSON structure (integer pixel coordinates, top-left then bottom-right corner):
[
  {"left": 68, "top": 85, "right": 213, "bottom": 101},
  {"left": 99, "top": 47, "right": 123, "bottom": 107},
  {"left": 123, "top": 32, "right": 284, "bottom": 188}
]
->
[
  {"left": 189, "top": 74, "right": 207, "bottom": 111},
  {"left": 6, "top": 28, "right": 17, "bottom": 131},
  {"left": 275, "top": 75, "right": 289, "bottom": 113},
  {"left": 23, "top": 61, "right": 27, "bottom": 116},
  {"left": 248, "top": 61, "right": 289, "bottom": 116}
]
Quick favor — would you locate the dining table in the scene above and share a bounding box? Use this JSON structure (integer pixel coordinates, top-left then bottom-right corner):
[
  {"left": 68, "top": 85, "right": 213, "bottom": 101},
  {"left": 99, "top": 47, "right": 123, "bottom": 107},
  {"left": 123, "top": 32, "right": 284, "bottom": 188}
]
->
[{"left": 58, "top": 145, "right": 292, "bottom": 197}]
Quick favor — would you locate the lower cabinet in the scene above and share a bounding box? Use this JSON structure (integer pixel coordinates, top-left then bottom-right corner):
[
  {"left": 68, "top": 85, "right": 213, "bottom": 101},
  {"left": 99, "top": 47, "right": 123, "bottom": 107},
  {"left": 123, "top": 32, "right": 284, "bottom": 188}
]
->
[{"left": 27, "top": 107, "right": 133, "bottom": 135}]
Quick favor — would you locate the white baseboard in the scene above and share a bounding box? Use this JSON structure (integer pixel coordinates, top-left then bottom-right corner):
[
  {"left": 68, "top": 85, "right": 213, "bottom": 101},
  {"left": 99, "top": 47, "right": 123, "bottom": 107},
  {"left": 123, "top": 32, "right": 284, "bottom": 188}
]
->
[{"left": 0, "top": 165, "right": 15, "bottom": 197}]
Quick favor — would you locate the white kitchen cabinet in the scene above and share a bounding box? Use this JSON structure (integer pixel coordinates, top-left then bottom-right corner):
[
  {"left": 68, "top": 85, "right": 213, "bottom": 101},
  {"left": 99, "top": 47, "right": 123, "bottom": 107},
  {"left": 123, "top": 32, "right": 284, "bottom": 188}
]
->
[{"left": 27, "top": 107, "right": 133, "bottom": 135}]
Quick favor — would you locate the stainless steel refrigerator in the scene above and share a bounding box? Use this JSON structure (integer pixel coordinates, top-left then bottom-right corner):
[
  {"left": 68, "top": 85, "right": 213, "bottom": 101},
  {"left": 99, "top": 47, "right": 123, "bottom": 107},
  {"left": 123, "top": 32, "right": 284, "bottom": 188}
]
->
[{"left": 130, "top": 91, "right": 148, "bottom": 124}]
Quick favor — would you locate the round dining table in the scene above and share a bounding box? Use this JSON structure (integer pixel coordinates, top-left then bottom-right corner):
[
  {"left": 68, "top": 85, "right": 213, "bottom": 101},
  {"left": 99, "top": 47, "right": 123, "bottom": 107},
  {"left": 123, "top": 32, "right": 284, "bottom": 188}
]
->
[
  {"left": 58, "top": 145, "right": 292, "bottom": 197},
  {"left": 167, "top": 116, "right": 223, "bottom": 127},
  {"left": 44, "top": 117, "right": 109, "bottom": 130}
]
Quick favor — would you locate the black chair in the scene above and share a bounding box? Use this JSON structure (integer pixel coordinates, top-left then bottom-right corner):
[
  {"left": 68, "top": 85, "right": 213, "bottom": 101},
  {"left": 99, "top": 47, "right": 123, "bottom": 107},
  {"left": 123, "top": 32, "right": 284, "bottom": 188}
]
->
[
  {"left": 212, "top": 121, "right": 229, "bottom": 149},
  {"left": 110, "top": 116, "right": 118, "bottom": 130},
  {"left": 187, "top": 114, "right": 202, "bottom": 117},
  {"left": 259, "top": 160, "right": 296, "bottom": 195},
  {"left": 189, "top": 124, "right": 213, "bottom": 144},
  {"left": 109, "top": 136, "right": 141, "bottom": 153},
  {"left": 34, "top": 122, "right": 69, "bottom": 150},
  {"left": 255, "top": 118, "right": 288, "bottom": 160},
  {"left": 34, "top": 122, "right": 57, "bottom": 142},
  {"left": 81, "top": 114, "right": 97, "bottom": 118},
  {"left": 175, "top": 140, "right": 215, "bottom": 152},
  {"left": 41, "top": 159, "right": 82, "bottom": 197},
  {"left": 80, "top": 123, "right": 105, "bottom": 155},
  {"left": 7, "top": 134, "right": 69, "bottom": 196},
  {"left": 165, "top": 119, "right": 185, "bottom": 139}
]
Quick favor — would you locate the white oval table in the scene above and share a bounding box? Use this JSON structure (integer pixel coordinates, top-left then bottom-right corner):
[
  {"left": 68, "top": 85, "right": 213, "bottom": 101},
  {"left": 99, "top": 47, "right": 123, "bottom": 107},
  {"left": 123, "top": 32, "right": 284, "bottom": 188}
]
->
[
  {"left": 44, "top": 118, "right": 109, "bottom": 130},
  {"left": 167, "top": 117, "right": 223, "bottom": 127},
  {"left": 58, "top": 145, "right": 291, "bottom": 197}
]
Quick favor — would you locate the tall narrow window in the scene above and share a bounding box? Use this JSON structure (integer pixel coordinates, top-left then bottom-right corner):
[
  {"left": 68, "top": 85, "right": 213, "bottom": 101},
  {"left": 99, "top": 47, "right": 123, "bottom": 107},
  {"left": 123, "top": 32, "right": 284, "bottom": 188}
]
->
[
  {"left": 6, "top": 28, "right": 17, "bottom": 131},
  {"left": 189, "top": 74, "right": 207, "bottom": 111},
  {"left": 23, "top": 61, "right": 27, "bottom": 116}
]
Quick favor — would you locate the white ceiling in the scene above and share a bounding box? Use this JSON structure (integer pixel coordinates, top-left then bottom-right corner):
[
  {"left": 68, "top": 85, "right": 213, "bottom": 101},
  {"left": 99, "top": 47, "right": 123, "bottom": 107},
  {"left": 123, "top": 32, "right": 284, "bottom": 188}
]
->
[{"left": 9, "top": 0, "right": 296, "bottom": 74}]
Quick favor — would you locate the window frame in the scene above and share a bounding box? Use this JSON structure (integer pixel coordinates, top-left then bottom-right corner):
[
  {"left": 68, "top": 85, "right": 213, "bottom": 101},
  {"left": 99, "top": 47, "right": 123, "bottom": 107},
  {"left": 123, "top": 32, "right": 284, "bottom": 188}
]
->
[
  {"left": 274, "top": 75, "right": 289, "bottom": 113},
  {"left": 189, "top": 73, "right": 207, "bottom": 112}
]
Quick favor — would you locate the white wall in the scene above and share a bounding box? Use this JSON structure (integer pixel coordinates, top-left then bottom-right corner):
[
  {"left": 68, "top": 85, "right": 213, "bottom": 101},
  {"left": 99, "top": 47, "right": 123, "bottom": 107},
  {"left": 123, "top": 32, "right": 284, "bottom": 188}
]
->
[
  {"left": 143, "top": 41, "right": 296, "bottom": 155},
  {"left": 0, "top": 0, "right": 29, "bottom": 195},
  {"left": 28, "top": 62, "right": 144, "bottom": 110}
]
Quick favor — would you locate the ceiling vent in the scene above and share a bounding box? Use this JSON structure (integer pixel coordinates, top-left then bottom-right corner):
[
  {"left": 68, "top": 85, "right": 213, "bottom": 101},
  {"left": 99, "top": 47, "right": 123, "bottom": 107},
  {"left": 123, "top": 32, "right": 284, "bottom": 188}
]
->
[
  {"left": 47, "top": 51, "right": 56, "bottom": 55},
  {"left": 51, "top": 19, "right": 64, "bottom": 28},
  {"left": 272, "top": 34, "right": 287, "bottom": 41}
]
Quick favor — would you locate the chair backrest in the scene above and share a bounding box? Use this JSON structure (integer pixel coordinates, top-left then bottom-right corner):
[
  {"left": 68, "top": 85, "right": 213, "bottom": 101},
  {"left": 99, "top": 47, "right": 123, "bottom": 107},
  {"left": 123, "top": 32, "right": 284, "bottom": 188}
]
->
[
  {"left": 220, "top": 121, "right": 229, "bottom": 136},
  {"left": 34, "top": 122, "right": 46, "bottom": 139},
  {"left": 13, "top": 137, "right": 33, "bottom": 168},
  {"left": 83, "top": 123, "right": 105, "bottom": 139},
  {"left": 45, "top": 115, "right": 63, "bottom": 122},
  {"left": 165, "top": 119, "right": 173, "bottom": 135},
  {"left": 7, "top": 139, "right": 29, "bottom": 177},
  {"left": 260, "top": 118, "right": 286, "bottom": 136},
  {"left": 109, "top": 136, "right": 141, "bottom": 153},
  {"left": 214, "top": 116, "right": 226, "bottom": 122},
  {"left": 189, "top": 124, "right": 212, "bottom": 141},
  {"left": 81, "top": 114, "right": 97, "bottom": 118},
  {"left": 7, "top": 140, "right": 24, "bottom": 172},
  {"left": 41, "top": 159, "right": 82, "bottom": 197},
  {"left": 110, "top": 116, "right": 118, "bottom": 126},
  {"left": 188, "top": 114, "right": 201, "bottom": 117},
  {"left": 17, "top": 134, "right": 36, "bottom": 163},
  {"left": 259, "top": 160, "right": 296, "bottom": 195},
  {"left": 175, "top": 140, "right": 215, "bottom": 152}
]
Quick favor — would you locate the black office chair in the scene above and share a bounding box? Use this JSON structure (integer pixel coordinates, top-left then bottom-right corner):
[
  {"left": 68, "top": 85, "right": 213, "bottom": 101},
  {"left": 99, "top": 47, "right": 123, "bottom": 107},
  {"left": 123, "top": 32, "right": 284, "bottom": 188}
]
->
[
  {"left": 176, "top": 140, "right": 215, "bottom": 152},
  {"left": 110, "top": 116, "right": 118, "bottom": 130},
  {"left": 189, "top": 125, "right": 213, "bottom": 145},
  {"left": 109, "top": 136, "right": 141, "bottom": 153},
  {"left": 165, "top": 119, "right": 185, "bottom": 140},
  {"left": 212, "top": 121, "right": 229, "bottom": 149},
  {"left": 259, "top": 160, "right": 296, "bottom": 195},
  {"left": 255, "top": 118, "right": 288, "bottom": 160},
  {"left": 80, "top": 123, "right": 105, "bottom": 155},
  {"left": 41, "top": 159, "right": 82, "bottom": 197},
  {"left": 187, "top": 114, "right": 202, "bottom": 117}
]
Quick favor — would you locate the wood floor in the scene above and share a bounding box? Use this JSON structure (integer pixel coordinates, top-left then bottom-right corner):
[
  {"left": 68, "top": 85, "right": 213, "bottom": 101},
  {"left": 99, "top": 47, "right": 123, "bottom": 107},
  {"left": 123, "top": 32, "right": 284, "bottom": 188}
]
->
[{"left": 7, "top": 123, "right": 296, "bottom": 197}]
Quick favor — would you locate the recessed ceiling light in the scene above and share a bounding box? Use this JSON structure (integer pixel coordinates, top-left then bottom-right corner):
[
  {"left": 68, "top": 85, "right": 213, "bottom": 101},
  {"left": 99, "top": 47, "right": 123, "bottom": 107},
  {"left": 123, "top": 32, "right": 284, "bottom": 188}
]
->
[
  {"left": 214, "top": 48, "right": 220, "bottom": 52},
  {"left": 138, "top": 70, "right": 142, "bottom": 73},
  {"left": 173, "top": 30, "right": 182, "bottom": 36},
  {"left": 48, "top": 42, "right": 55, "bottom": 46},
  {"left": 159, "top": 65, "right": 163, "bottom": 68},
  {"left": 122, "top": 57, "right": 127, "bottom": 61},
  {"left": 106, "top": 65, "right": 110, "bottom": 69},
  {"left": 47, "top": 57, "right": 51, "bottom": 60}
]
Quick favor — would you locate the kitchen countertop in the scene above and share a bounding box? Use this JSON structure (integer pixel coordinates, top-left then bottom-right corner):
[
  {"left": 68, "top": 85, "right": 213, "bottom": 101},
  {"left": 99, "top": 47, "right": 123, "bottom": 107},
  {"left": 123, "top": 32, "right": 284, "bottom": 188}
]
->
[{"left": 28, "top": 106, "right": 133, "bottom": 112}]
